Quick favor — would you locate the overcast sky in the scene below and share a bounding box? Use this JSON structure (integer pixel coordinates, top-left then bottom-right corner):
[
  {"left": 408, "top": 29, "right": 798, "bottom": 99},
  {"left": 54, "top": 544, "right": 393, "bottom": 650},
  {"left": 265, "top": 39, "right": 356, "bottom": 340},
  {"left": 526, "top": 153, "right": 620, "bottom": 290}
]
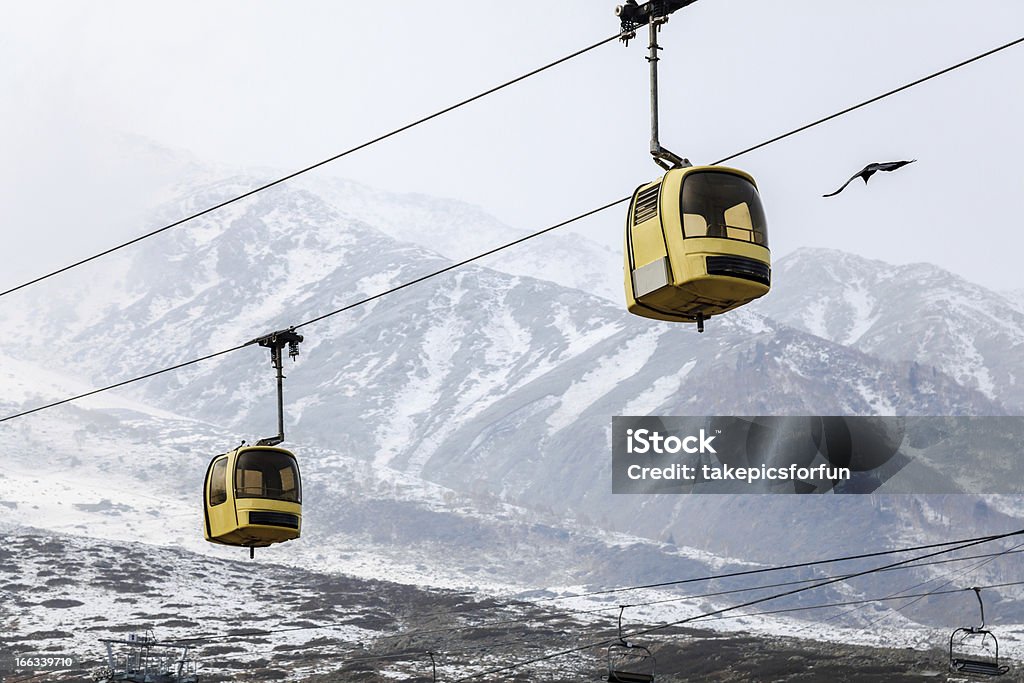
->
[{"left": 2, "top": 1, "right": 1023, "bottom": 295}]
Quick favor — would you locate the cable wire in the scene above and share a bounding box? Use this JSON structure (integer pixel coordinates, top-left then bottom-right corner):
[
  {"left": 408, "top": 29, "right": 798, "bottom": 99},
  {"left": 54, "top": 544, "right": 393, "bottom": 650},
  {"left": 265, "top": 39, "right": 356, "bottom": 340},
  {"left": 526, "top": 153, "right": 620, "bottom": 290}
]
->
[
  {"left": 724, "top": 540, "right": 1024, "bottom": 627},
  {"left": 3, "top": 33, "right": 1019, "bottom": 307},
  {"left": 0, "top": 200, "right": 622, "bottom": 424},
  {"left": 3, "top": 35, "right": 1022, "bottom": 423},
  {"left": 857, "top": 538, "right": 1024, "bottom": 631},
  {"left": 291, "top": 198, "right": 627, "bottom": 330},
  {"left": 0, "top": 34, "right": 620, "bottom": 301},
  {"left": 159, "top": 542, "right": 1024, "bottom": 649},
  {"left": 615, "top": 547, "right": 1024, "bottom": 612},
  {"left": 713, "top": 35, "right": 1024, "bottom": 165},
  {"left": 540, "top": 532, "right": 1024, "bottom": 602},
  {"left": 452, "top": 529, "right": 1024, "bottom": 680},
  {"left": 705, "top": 579, "right": 1024, "bottom": 623},
  {"left": 0, "top": 342, "right": 250, "bottom": 423}
]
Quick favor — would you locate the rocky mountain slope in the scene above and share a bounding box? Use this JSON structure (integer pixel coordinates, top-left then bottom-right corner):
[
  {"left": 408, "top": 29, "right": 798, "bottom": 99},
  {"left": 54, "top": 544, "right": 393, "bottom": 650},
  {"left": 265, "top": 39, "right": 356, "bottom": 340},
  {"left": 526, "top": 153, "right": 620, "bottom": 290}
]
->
[
  {"left": 2, "top": 173, "right": 1023, "bottom": 679},
  {"left": 754, "top": 248, "right": 1024, "bottom": 412}
]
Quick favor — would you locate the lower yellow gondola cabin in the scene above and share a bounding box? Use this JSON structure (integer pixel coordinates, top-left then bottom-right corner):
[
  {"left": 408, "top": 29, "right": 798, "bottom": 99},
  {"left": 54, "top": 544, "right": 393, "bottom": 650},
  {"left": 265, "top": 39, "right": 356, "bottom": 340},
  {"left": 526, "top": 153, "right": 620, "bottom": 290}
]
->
[
  {"left": 203, "top": 445, "right": 302, "bottom": 550},
  {"left": 624, "top": 165, "right": 771, "bottom": 329}
]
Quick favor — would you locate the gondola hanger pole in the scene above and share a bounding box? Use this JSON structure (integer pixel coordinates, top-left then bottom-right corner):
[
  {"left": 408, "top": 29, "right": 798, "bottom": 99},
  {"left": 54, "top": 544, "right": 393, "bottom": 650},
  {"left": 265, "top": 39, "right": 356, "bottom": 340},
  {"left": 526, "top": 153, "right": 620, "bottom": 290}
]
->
[
  {"left": 970, "top": 587, "right": 987, "bottom": 630},
  {"left": 646, "top": 18, "right": 688, "bottom": 170},
  {"left": 253, "top": 327, "right": 303, "bottom": 447},
  {"left": 617, "top": 0, "right": 697, "bottom": 169},
  {"left": 272, "top": 344, "right": 286, "bottom": 444}
]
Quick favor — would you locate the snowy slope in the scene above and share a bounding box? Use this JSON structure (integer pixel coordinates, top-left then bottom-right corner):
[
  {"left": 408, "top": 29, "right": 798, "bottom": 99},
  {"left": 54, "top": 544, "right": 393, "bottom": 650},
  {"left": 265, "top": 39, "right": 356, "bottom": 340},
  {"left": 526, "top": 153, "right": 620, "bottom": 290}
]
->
[
  {"left": 3, "top": 171, "right": 1024, "bottom": 675},
  {"left": 754, "top": 248, "right": 1024, "bottom": 411},
  {"left": 297, "top": 174, "right": 623, "bottom": 303},
  {"left": 1, "top": 180, "right": 1009, "bottom": 554}
]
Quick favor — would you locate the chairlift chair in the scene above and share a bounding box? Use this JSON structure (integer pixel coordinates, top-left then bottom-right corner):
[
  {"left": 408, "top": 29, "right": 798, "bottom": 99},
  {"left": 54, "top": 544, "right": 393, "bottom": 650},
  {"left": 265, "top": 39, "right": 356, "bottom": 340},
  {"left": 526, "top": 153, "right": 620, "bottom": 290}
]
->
[
  {"left": 949, "top": 587, "right": 1010, "bottom": 677},
  {"left": 607, "top": 606, "right": 656, "bottom": 682},
  {"left": 607, "top": 642, "right": 656, "bottom": 683}
]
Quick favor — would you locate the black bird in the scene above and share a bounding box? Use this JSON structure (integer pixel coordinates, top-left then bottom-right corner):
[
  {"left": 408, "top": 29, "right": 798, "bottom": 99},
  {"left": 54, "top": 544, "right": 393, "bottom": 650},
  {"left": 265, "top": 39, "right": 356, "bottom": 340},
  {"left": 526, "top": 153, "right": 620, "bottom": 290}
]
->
[{"left": 823, "top": 159, "right": 916, "bottom": 197}]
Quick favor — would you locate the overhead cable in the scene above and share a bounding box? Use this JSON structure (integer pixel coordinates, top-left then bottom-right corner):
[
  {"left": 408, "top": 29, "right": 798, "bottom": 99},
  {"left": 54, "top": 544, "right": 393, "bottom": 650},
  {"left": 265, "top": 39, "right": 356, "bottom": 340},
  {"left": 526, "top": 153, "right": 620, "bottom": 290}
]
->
[
  {"left": 3, "top": 35, "right": 1023, "bottom": 422},
  {"left": 452, "top": 528, "right": 1024, "bottom": 680},
  {"left": 0, "top": 34, "right": 620, "bottom": 300},
  {"left": 2, "top": 34, "right": 1019, "bottom": 303}
]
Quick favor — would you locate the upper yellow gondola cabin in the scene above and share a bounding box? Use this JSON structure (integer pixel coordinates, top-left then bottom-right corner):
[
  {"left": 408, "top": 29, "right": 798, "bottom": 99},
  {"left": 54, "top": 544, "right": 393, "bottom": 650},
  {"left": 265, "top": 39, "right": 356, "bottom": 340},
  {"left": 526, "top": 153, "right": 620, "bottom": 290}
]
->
[
  {"left": 203, "top": 445, "right": 302, "bottom": 550},
  {"left": 624, "top": 165, "right": 771, "bottom": 330}
]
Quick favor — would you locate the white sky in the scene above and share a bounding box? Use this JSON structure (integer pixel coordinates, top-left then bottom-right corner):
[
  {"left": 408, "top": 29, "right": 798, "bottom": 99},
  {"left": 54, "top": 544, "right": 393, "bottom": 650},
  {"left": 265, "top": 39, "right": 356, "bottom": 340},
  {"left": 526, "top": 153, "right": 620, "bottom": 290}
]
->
[{"left": 2, "top": 1, "right": 1023, "bottom": 293}]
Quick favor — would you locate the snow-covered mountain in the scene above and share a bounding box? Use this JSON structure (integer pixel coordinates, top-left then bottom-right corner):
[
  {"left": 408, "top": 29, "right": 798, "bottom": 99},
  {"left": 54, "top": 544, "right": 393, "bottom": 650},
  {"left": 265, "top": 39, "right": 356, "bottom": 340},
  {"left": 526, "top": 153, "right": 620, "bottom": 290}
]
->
[
  {"left": 297, "top": 174, "right": 623, "bottom": 302},
  {"left": 1, "top": 180, "right": 1006, "bottom": 527},
  {"left": 3, "top": 172, "right": 1023, "bottom": 679},
  {"left": 754, "top": 248, "right": 1024, "bottom": 411}
]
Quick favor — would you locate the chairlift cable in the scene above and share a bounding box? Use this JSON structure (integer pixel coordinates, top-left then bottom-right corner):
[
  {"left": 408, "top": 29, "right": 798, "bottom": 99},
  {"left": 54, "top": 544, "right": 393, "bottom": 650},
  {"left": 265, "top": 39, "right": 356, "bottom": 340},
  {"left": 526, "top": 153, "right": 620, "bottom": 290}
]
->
[
  {"left": 451, "top": 529, "right": 1024, "bottom": 680},
  {"left": 780, "top": 538, "right": 1024, "bottom": 639},
  {"left": 154, "top": 543, "right": 1024, "bottom": 677},
  {"left": 158, "top": 537, "right": 1024, "bottom": 648},
  {"left": 539, "top": 532, "right": 1024, "bottom": 602},
  {"left": 855, "top": 538, "right": 1024, "bottom": 631},
  {"left": 611, "top": 546, "right": 1024, "bottom": 612},
  {"left": 688, "top": 581, "right": 1024, "bottom": 626}
]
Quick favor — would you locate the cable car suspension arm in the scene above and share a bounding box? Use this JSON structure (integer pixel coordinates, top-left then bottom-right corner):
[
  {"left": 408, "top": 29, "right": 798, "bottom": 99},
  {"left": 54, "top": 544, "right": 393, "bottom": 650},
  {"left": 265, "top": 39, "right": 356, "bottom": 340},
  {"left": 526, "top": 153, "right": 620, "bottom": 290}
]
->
[
  {"left": 251, "top": 327, "right": 303, "bottom": 447},
  {"left": 617, "top": 0, "right": 696, "bottom": 170}
]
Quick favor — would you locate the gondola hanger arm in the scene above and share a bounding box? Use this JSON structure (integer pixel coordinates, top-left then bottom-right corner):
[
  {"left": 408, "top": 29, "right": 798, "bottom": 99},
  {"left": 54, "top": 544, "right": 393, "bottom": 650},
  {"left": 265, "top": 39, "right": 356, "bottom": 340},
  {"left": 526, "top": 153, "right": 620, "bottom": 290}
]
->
[
  {"left": 616, "top": 1, "right": 693, "bottom": 170},
  {"left": 250, "top": 326, "right": 304, "bottom": 447}
]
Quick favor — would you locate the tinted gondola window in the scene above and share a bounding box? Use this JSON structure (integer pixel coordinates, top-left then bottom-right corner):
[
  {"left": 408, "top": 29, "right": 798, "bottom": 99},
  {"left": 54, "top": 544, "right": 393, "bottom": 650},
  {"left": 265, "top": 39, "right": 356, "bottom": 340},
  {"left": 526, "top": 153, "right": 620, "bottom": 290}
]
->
[
  {"left": 235, "top": 450, "right": 301, "bottom": 503},
  {"left": 680, "top": 172, "right": 768, "bottom": 246},
  {"left": 209, "top": 457, "right": 228, "bottom": 506}
]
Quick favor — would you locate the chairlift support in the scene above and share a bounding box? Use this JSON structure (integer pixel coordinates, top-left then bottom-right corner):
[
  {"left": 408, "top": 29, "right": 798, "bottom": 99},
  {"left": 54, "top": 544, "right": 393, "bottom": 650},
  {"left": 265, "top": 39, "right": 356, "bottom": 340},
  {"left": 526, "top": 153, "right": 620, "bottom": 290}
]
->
[
  {"left": 949, "top": 587, "right": 1011, "bottom": 677},
  {"left": 607, "top": 606, "right": 656, "bottom": 682}
]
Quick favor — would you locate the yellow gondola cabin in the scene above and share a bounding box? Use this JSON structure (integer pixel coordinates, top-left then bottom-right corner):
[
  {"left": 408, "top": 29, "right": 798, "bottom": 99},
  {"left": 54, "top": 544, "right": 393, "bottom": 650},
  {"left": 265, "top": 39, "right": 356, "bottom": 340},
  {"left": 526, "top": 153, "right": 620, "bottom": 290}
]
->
[
  {"left": 624, "top": 166, "right": 771, "bottom": 331},
  {"left": 203, "top": 445, "right": 302, "bottom": 551}
]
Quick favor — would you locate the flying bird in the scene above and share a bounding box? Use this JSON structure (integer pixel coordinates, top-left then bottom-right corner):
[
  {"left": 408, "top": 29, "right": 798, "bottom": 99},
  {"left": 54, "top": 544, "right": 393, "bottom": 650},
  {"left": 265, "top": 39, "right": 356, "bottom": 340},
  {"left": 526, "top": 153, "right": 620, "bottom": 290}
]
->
[{"left": 823, "top": 159, "right": 916, "bottom": 197}]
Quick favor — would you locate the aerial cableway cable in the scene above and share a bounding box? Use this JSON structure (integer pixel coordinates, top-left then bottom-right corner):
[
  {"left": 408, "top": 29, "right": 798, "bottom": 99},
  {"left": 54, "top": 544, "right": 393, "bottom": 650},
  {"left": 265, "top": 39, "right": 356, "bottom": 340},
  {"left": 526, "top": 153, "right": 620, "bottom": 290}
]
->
[
  {"left": 699, "top": 579, "right": 1024, "bottom": 624},
  {"left": 708, "top": 540, "right": 1024, "bottom": 628},
  {"left": 451, "top": 528, "right": 1024, "bottom": 681},
  {"left": 1, "top": 33, "right": 1020, "bottom": 306},
  {"left": 2, "top": 34, "right": 1023, "bottom": 424},
  {"left": 0, "top": 34, "right": 620, "bottom": 300},
  {"left": 539, "top": 532, "right": 1024, "bottom": 602},
  {"left": 713, "top": 35, "right": 1024, "bottom": 165},
  {"left": 0, "top": 200, "right": 624, "bottom": 423},
  {"left": 855, "top": 538, "right": 1024, "bottom": 631},
  {"left": 159, "top": 534, "right": 1024, "bottom": 646}
]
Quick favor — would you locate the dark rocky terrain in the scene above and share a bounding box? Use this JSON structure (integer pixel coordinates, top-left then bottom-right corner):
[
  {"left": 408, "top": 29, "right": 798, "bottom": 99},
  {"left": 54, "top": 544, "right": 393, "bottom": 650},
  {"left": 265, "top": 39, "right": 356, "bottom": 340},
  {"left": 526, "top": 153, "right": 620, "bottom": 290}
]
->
[{"left": 2, "top": 531, "right": 1020, "bottom": 682}]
